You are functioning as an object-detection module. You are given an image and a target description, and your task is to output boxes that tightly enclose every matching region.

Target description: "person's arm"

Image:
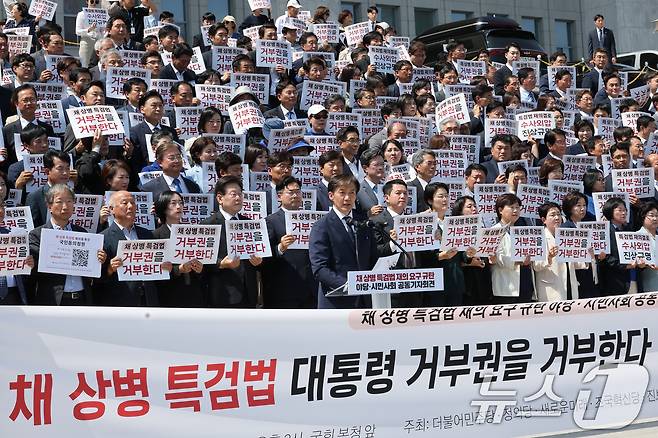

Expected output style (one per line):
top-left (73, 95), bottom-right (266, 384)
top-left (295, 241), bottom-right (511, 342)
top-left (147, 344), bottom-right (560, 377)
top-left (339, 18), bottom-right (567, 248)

top-left (308, 221), bottom-right (346, 291)
top-left (587, 31), bottom-right (594, 60)
top-left (609, 30), bottom-right (617, 62)
top-left (75, 11), bottom-right (97, 38)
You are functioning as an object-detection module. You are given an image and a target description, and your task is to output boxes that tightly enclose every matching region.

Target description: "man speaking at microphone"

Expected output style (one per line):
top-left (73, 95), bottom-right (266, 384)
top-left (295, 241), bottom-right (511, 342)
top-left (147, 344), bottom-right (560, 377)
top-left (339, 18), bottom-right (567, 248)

top-left (309, 174), bottom-right (394, 309)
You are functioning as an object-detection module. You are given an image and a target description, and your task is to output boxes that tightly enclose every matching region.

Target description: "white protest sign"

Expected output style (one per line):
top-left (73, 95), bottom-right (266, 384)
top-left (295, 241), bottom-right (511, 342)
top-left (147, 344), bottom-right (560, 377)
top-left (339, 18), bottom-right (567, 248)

top-left (200, 25), bottom-right (212, 46)
top-left (29, 0), bottom-right (57, 21)
top-left (563, 155), bottom-right (597, 182)
top-left (118, 50), bottom-right (146, 68)
top-left (248, 0), bottom-right (270, 11)
top-left (593, 192), bottom-right (630, 222)
top-left (435, 93), bottom-right (470, 126)
top-left (444, 84), bottom-right (475, 110)
top-left (210, 46), bottom-right (246, 73)
top-left (35, 100), bottom-right (65, 134)
top-left (240, 191), bottom-right (267, 220)
top-left (300, 80), bottom-right (344, 111)
top-left (393, 212), bottom-right (438, 252)
top-left (300, 188), bottom-right (317, 211)
top-left (116, 239), bottom-right (170, 281)
top-left (612, 168), bottom-right (655, 198)
top-left (433, 150), bottom-right (467, 182)
top-left (167, 224), bottom-right (221, 264)
top-left (474, 184), bottom-right (509, 219)
top-left (226, 219), bottom-right (272, 259)
top-left (255, 39), bottom-right (292, 69)
top-left (388, 36), bottom-right (410, 49)
top-left (26, 82), bottom-right (66, 101)
top-left (201, 134), bottom-right (246, 157)
top-left (292, 156), bottom-right (322, 188)
top-left (517, 184), bottom-right (551, 219)
top-left (344, 22), bottom-right (370, 46)
top-left (228, 101), bottom-right (264, 135)
top-left (439, 214), bottom-right (479, 251)
top-left (311, 23), bottom-right (339, 44)
top-left (596, 117), bottom-right (622, 142)
top-left (105, 67), bottom-right (151, 99)
top-left (230, 73), bottom-right (270, 103)
top-left (242, 25), bottom-right (261, 42)
top-left (1, 207), bottom-right (34, 231)
top-left (7, 35), bottom-right (31, 57)
top-left (249, 171), bottom-right (271, 192)
top-left (484, 118), bottom-right (516, 149)
top-left (0, 232), bottom-right (30, 276)
top-left (577, 221), bottom-right (611, 256)
top-left (347, 268), bottom-right (444, 295)
top-left (138, 171), bottom-right (162, 187)
top-left (621, 111), bottom-right (651, 134)
top-left (105, 191), bottom-right (155, 230)
top-left (326, 112), bottom-right (361, 136)
top-left (474, 226), bottom-right (506, 257)
top-left (630, 85), bottom-right (651, 108)
top-left (285, 210), bottom-right (328, 250)
top-left (66, 106), bottom-right (125, 139)
top-left (82, 7), bottom-right (108, 28)
top-left (5, 190), bottom-right (22, 208)
top-left (180, 194), bottom-right (214, 225)
top-left (515, 111), bottom-right (556, 141)
top-left (645, 132), bottom-right (658, 156)
top-left (496, 159), bottom-right (528, 177)
top-left (615, 232), bottom-right (657, 264)
top-left (69, 194), bottom-right (102, 233)
top-left (200, 162), bottom-right (218, 194)
top-left (22, 154), bottom-right (47, 193)
top-left (509, 226), bottom-right (545, 261)
top-left (194, 84), bottom-right (231, 113)
top-left (268, 126), bottom-right (306, 153)
top-left (548, 180), bottom-right (584, 205)
top-left (368, 46), bottom-right (400, 75)
top-left (37, 228), bottom-right (103, 277)
top-left (555, 228), bottom-right (591, 263)
top-left (174, 107), bottom-right (203, 140)
top-left (352, 108), bottom-right (383, 139)
top-left (512, 60), bottom-right (540, 81)
top-left (150, 79), bottom-right (177, 110)
top-left (456, 60), bottom-right (486, 84)
top-left (303, 136), bottom-right (338, 156)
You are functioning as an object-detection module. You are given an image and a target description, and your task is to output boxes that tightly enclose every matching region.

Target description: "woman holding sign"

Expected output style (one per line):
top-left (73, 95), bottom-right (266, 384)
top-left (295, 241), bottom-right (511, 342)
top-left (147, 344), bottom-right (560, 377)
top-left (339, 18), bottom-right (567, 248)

top-left (75, 0), bottom-right (102, 67)
top-left (637, 202), bottom-right (658, 292)
top-left (153, 191), bottom-right (204, 307)
top-left (598, 197), bottom-right (633, 296)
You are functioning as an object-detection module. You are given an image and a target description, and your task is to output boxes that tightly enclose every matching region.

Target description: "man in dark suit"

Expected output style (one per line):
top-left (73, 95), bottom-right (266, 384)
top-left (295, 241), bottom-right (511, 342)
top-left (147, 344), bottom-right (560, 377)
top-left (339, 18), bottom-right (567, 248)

top-left (538, 52), bottom-right (567, 95)
top-left (61, 67), bottom-right (90, 114)
top-left (141, 142), bottom-right (201, 198)
top-left (193, 12), bottom-right (217, 54)
top-left (0, 200), bottom-right (33, 305)
top-left (2, 84), bottom-right (55, 170)
top-left (587, 14), bottom-right (616, 63)
top-left (100, 191), bottom-right (162, 306)
top-left (8, 124), bottom-right (48, 189)
top-left (469, 84), bottom-right (494, 134)
top-left (409, 149), bottom-right (437, 213)
top-left (26, 150), bottom-right (73, 228)
top-left (263, 80), bottom-right (306, 120)
top-left (316, 150), bottom-right (343, 211)
top-left (262, 176), bottom-right (317, 308)
top-left (33, 32), bottom-right (70, 79)
top-left (108, 0), bottom-right (156, 43)
top-left (356, 148), bottom-right (385, 217)
top-left (201, 176), bottom-right (261, 308)
top-left (493, 43), bottom-right (520, 96)
top-left (593, 73), bottom-right (622, 108)
top-left (337, 126), bottom-right (361, 179)
top-left (482, 134), bottom-right (514, 184)
top-left (265, 151), bottom-right (293, 214)
top-left (116, 77), bottom-right (147, 115)
top-left (387, 60), bottom-right (413, 97)
top-left (309, 174), bottom-right (392, 309)
top-left (581, 50), bottom-right (610, 96)
top-left (28, 184), bottom-right (107, 305)
top-left (129, 90), bottom-right (180, 175)
top-left (159, 44), bottom-right (198, 83)
top-left (517, 67), bottom-right (538, 107)
top-left (201, 22), bottom-right (229, 69)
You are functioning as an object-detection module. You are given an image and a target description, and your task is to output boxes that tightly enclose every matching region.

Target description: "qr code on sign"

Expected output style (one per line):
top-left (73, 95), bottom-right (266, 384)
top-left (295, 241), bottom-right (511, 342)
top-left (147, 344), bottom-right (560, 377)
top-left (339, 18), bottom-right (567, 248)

top-left (72, 249), bottom-right (89, 267)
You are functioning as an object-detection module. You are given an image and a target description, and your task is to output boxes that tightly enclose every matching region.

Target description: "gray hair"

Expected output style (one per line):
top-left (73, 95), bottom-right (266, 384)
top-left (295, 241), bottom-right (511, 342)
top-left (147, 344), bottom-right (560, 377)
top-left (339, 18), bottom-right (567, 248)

top-left (94, 37), bottom-right (113, 52)
top-left (439, 118), bottom-right (459, 130)
top-left (411, 148), bottom-right (435, 168)
top-left (100, 48), bottom-right (122, 66)
top-left (45, 184), bottom-right (75, 205)
top-left (386, 121), bottom-right (407, 137)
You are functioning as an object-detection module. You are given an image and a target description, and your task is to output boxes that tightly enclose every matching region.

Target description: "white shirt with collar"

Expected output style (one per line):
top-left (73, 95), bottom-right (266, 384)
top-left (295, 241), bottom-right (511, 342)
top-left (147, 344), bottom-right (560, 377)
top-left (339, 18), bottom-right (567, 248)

top-left (50, 219), bottom-right (85, 292)
top-left (162, 173), bottom-right (189, 193)
top-left (344, 157), bottom-right (360, 179)
top-left (417, 175), bottom-right (430, 190)
top-left (115, 221), bottom-right (138, 241)
top-left (219, 206), bottom-right (239, 222)
top-left (332, 206), bottom-right (354, 235)
top-left (19, 116), bottom-right (37, 129)
top-left (281, 105), bottom-right (296, 120)
top-left (547, 152), bottom-right (563, 161)
top-left (144, 120), bottom-right (162, 132)
top-left (520, 87), bottom-right (536, 105)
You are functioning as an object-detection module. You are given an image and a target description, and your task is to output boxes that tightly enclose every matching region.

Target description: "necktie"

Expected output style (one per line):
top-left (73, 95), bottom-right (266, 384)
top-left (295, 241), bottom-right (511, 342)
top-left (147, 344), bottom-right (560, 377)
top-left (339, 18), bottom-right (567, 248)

top-left (286, 112), bottom-right (294, 120)
top-left (0, 275), bottom-right (7, 300)
top-left (172, 178), bottom-right (182, 193)
top-left (343, 216), bottom-right (356, 247)
top-left (598, 29), bottom-right (603, 45)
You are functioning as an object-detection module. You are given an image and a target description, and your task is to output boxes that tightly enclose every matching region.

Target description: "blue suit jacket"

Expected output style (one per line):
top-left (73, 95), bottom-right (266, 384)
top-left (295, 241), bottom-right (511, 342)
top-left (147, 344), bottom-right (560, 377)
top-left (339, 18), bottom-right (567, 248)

top-left (309, 209), bottom-right (383, 309)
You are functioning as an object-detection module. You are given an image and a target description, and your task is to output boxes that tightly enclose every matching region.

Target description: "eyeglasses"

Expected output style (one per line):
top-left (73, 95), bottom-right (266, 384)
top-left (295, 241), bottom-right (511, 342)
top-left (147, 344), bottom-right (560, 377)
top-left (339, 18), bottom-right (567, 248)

top-left (274, 164), bottom-right (292, 171)
top-left (344, 138), bottom-right (360, 144)
top-left (312, 114), bottom-right (328, 119)
top-left (165, 154), bottom-right (183, 161)
top-left (17, 63), bottom-right (34, 69)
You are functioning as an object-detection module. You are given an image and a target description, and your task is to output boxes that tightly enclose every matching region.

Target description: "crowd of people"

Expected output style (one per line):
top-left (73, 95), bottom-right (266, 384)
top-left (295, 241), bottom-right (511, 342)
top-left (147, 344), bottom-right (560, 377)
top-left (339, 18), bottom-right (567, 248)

top-left (0, 0), bottom-right (657, 309)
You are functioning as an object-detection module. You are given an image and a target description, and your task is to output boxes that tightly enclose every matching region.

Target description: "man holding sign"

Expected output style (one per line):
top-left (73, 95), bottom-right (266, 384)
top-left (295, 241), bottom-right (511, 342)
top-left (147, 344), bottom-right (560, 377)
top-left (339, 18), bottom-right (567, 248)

top-left (262, 176), bottom-right (317, 308)
top-left (28, 185), bottom-right (106, 305)
top-left (100, 191), bottom-right (165, 306)
top-left (201, 176), bottom-right (262, 308)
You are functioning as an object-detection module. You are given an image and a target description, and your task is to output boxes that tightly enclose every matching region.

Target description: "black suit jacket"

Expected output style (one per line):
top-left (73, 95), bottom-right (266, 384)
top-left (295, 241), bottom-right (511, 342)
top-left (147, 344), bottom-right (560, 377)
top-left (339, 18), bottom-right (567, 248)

top-left (129, 121), bottom-right (180, 177)
top-left (28, 222), bottom-right (94, 305)
top-left (262, 209), bottom-right (317, 308)
top-left (152, 224), bottom-right (205, 307)
top-left (482, 159), bottom-right (501, 183)
top-left (316, 181), bottom-right (330, 211)
top-left (309, 209), bottom-right (385, 309)
top-left (493, 65), bottom-right (513, 96)
top-left (407, 178), bottom-right (427, 213)
top-left (140, 175), bottom-right (201, 200)
top-left (159, 64), bottom-right (198, 83)
top-left (581, 68), bottom-right (605, 96)
top-left (588, 28), bottom-right (616, 59)
top-left (356, 179), bottom-right (379, 216)
top-left (386, 83), bottom-right (401, 97)
top-left (200, 212), bottom-right (259, 308)
top-left (597, 221), bottom-right (629, 296)
top-left (262, 105), bottom-right (306, 120)
top-left (99, 222), bottom-right (159, 306)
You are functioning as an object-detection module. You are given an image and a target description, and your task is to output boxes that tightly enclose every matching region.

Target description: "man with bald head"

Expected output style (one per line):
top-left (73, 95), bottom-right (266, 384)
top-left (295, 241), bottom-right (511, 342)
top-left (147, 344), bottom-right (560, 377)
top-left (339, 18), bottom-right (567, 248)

top-left (98, 191), bottom-right (164, 306)
top-left (387, 121), bottom-right (407, 141)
